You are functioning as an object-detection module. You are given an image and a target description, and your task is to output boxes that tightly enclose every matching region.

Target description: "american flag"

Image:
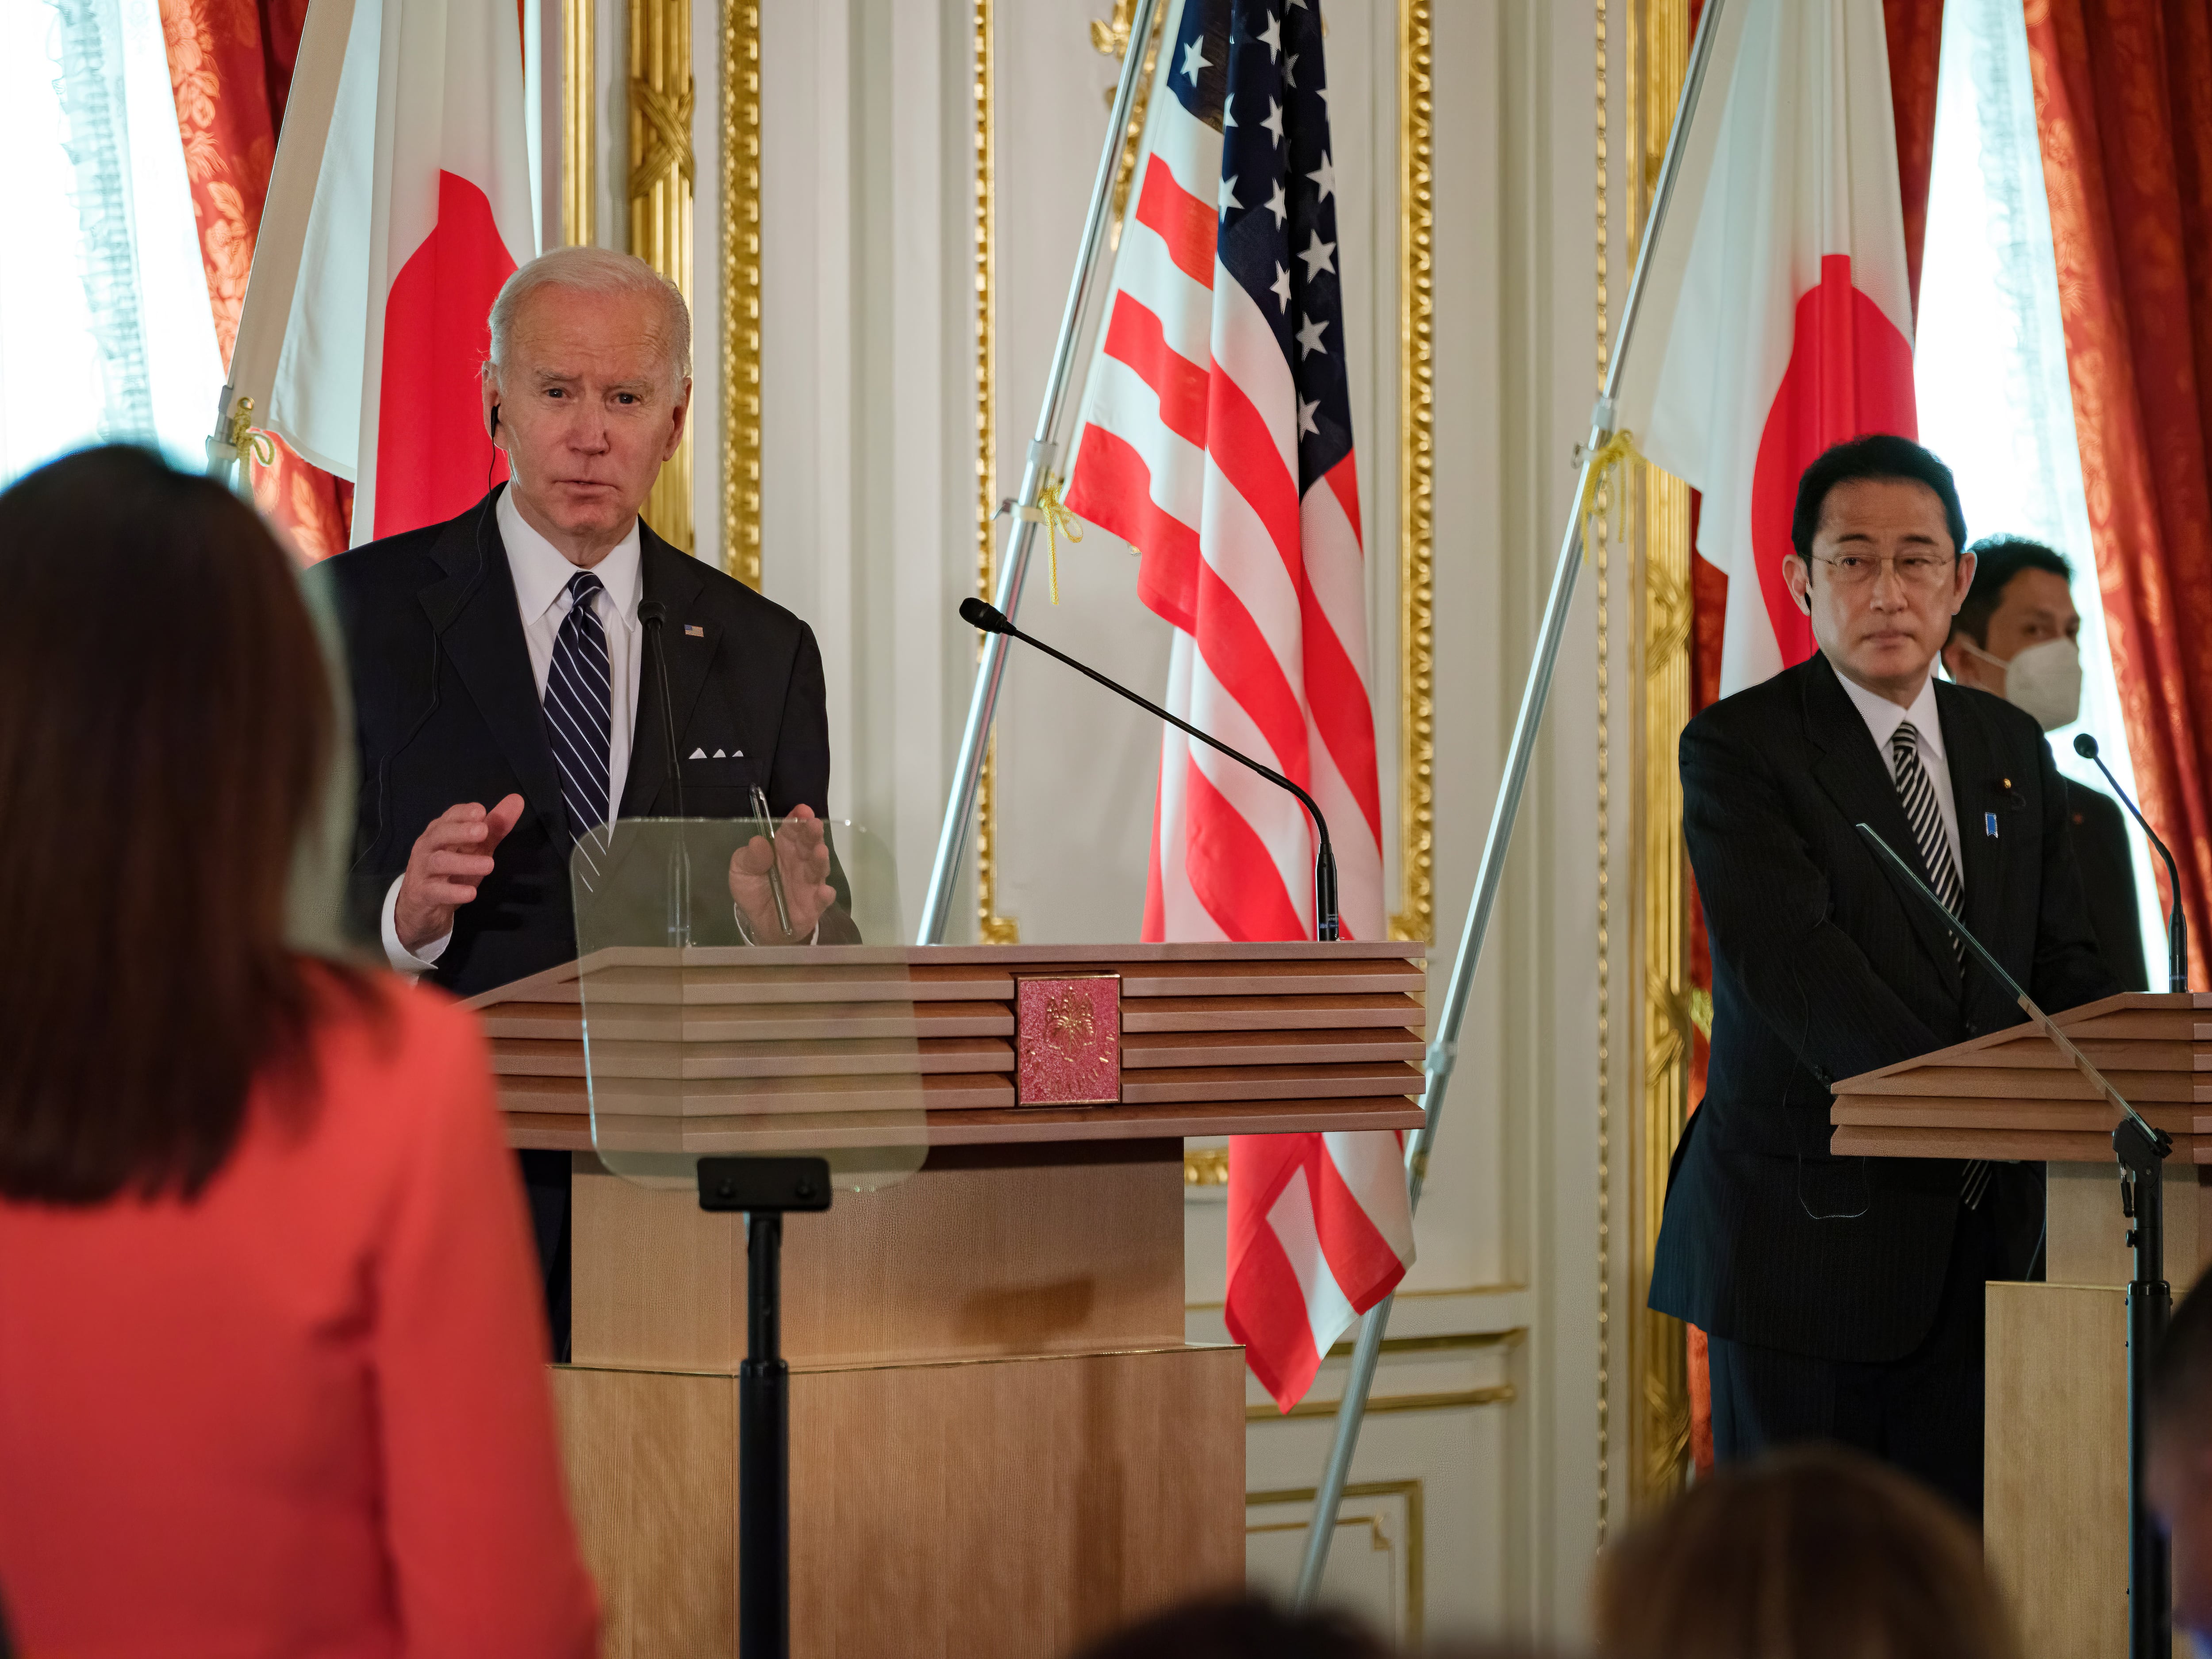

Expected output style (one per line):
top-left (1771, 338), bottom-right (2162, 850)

top-left (1064, 0), bottom-right (1413, 1410)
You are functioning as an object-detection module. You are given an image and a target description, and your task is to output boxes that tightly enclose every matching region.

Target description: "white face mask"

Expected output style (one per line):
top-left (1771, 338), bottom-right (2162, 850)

top-left (1960, 634), bottom-right (2082, 732)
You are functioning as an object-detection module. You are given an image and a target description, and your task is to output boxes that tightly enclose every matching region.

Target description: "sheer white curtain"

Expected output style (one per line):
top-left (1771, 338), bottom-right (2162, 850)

top-left (0, 0), bottom-right (223, 484)
top-left (1915, 0), bottom-right (2166, 974)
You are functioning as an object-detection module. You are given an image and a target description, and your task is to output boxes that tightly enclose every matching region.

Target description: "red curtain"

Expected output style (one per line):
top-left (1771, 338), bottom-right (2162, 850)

top-left (1679, 0), bottom-right (1946, 1478)
top-left (2025, 0), bottom-right (2212, 987)
top-left (160, 0), bottom-right (354, 564)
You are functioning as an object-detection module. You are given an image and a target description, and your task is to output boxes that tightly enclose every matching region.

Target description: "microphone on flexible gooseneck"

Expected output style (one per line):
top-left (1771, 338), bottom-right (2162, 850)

top-left (638, 600), bottom-right (691, 943)
top-left (2074, 733), bottom-right (2187, 992)
top-left (960, 597), bottom-right (1341, 941)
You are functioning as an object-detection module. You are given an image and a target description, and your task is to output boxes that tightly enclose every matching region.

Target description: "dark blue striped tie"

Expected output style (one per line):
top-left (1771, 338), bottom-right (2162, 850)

top-left (543, 569), bottom-right (611, 877)
top-left (1893, 720), bottom-right (1988, 1206)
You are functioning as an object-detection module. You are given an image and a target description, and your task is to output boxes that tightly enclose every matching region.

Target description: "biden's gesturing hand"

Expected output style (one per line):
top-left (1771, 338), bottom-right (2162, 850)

top-left (729, 802), bottom-right (835, 945)
top-left (394, 795), bottom-right (525, 955)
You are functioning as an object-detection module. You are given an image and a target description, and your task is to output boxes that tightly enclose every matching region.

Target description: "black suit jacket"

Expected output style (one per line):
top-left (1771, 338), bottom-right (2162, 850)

top-left (1650, 652), bottom-right (2117, 1362)
top-left (2066, 778), bottom-right (2150, 993)
top-left (311, 489), bottom-right (833, 998)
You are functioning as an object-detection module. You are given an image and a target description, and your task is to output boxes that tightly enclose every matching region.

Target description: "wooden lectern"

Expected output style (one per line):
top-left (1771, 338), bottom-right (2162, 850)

top-left (1832, 991), bottom-right (2212, 1659)
top-left (468, 941), bottom-right (1427, 1659)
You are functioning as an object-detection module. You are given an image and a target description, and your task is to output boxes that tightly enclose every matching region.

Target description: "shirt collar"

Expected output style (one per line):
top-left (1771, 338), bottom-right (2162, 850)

top-left (1833, 661), bottom-right (1947, 763)
top-left (496, 485), bottom-right (643, 629)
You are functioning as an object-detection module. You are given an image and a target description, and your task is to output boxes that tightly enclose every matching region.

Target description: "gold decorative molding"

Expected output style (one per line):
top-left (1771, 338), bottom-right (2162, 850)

top-left (721, 0), bottom-right (762, 588)
top-left (1624, 0), bottom-right (1694, 1514)
top-left (629, 0), bottom-right (694, 552)
top-left (1593, 0), bottom-right (1614, 1551)
top-left (1390, 0), bottom-right (1436, 944)
top-left (1183, 1145), bottom-right (1229, 1185)
top-left (1247, 1480), bottom-right (1426, 1644)
top-left (1090, 0), bottom-right (1169, 244)
top-left (561, 0), bottom-right (593, 246)
top-left (974, 0), bottom-right (1017, 945)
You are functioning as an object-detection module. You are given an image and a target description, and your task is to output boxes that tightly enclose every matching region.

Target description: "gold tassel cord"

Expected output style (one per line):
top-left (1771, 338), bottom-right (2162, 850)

top-left (1009, 473), bottom-right (1085, 605)
top-left (1578, 427), bottom-right (1639, 563)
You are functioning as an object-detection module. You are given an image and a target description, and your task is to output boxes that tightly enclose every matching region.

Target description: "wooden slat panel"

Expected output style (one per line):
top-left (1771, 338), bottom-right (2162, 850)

top-left (1122, 993), bottom-right (1423, 1033)
top-left (1120, 1061), bottom-right (1424, 1104)
top-left (490, 1034), bottom-right (1011, 1080)
top-left (924, 1095), bottom-right (1424, 1143)
top-left (1120, 1028), bottom-right (1426, 1068)
top-left (581, 963), bottom-right (1009, 1004)
top-left (1900, 1039), bottom-right (2212, 1073)
top-left (1832, 1097), bottom-right (2210, 1136)
top-left (1830, 1124), bottom-right (2212, 1163)
top-left (1113, 959), bottom-right (1425, 998)
top-left (482, 999), bottom-right (1013, 1045)
top-left (1837, 1068), bottom-right (2211, 1103)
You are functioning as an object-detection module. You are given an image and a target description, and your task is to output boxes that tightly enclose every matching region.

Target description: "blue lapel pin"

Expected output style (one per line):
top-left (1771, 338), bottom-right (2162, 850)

top-left (1984, 810), bottom-right (1999, 838)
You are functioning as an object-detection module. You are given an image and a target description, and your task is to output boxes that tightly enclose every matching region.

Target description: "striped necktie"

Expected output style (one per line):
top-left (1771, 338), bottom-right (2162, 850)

top-left (543, 569), bottom-right (612, 879)
top-left (1891, 719), bottom-right (1989, 1206)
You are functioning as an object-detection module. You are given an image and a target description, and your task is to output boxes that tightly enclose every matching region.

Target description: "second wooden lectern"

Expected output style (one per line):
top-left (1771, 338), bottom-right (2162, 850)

top-left (1832, 991), bottom-right (2212, 1659)
top-left (469, 940), bottom-right (1428, 1659)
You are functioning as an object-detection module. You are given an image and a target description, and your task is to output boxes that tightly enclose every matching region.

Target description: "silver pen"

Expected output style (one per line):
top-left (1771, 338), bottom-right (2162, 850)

top-left (749, 783), bottom-right (792, 937)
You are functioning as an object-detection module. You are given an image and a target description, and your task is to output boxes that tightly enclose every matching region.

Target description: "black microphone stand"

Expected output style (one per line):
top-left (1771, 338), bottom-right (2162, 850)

top-left (960, 598), bottom-right (1340, 941)
top-left (2075, 733), bottom-right (2188, 993)
top-left (1857, 823), bottom-right (2171, 1659)
top-left (645, 603), bottom-right (820, 1658)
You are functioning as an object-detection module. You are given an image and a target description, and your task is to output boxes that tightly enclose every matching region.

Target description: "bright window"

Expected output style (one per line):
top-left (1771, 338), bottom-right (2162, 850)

top-left (1916, 0), bottom-right (2168, 979)
top-left (0, 0), bottom-right (224, 484)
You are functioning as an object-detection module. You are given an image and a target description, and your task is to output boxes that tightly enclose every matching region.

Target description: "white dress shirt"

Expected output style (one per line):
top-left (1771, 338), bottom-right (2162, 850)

top-left (1834, 667), bottom-right (1962, 877)
top-left (381, 491), bottom-right (644, 972)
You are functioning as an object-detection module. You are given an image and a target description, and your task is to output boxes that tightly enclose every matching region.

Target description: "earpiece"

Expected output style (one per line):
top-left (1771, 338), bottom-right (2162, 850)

top-left (488, 404), bottom-right (501, 438)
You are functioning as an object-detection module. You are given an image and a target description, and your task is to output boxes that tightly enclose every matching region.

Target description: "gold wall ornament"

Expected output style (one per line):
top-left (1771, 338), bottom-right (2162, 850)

top-left (629, 0), bottom-right (694, 553)
top-left (1246, 1481), bottom-right (1427, 1644)
top-left (1089, 0), bottom-right (1169, 245)
top-left (562, 0), bottom-right (593, 246)
top-left (1623, 0), bottom-right (1694, 1514)
top-left (974, 0), bottom-right (1017, 944)
top-left (1390, 0), bottom-right (1436, 945)
top-left (722, 0), bottom-right (762, 588)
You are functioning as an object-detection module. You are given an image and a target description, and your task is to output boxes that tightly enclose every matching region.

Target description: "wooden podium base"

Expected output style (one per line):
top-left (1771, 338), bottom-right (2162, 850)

top-left (552, 1141), bottom-right (1246, 1658)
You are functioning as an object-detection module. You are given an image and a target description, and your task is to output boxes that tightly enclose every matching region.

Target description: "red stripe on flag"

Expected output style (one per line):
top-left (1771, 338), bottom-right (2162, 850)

top-left (1134, 154), bottom-right (1219, 290)
top-left (1225, 1136), bottom-right (1324, 1410)
top-left (1299, 597), bottom-right (1383, 845)
top-left (1194, 558), bottom-right (1311, 787)
top-left (1312, 1149), bottom-right (1411, 1309)
top-left (1102, 294), bottom-right (1210, 450)
top-left (1064, 426), bottom-right (1202, 635)
top-left (1323, 453), bottom-right (1363, 549)
top-left (1184, 756), bottom-right (1307, 941)
top-left (1204, 364), bottom-right (1304, 590)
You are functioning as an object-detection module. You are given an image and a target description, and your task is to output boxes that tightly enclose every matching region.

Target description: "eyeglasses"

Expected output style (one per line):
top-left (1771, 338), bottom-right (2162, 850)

top-left (1809, 552), bottom-right (1958, 591)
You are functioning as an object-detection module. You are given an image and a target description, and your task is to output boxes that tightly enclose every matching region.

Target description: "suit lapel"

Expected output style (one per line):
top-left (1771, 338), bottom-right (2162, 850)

top-left (1801, 654), bottom-right (1962, 986)
top-left (619, 528), bottom-right (716, 817)
top-left (1939, 681), bottom-right (2009, 963)
top-left (419, 492), bottom-right (567, 841)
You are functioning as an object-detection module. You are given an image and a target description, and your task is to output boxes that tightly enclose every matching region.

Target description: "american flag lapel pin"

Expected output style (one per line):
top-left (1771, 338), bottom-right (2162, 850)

top-left (684, 623), bottom-right (705, 638)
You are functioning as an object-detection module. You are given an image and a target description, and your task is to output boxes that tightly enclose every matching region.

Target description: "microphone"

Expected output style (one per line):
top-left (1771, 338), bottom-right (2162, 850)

top-left (2074, 733), bottom-right (2187, 993)
top-left (960, 597), bottom-right (1340, 941)
top-left (638, 599), bottom-right (691, 943)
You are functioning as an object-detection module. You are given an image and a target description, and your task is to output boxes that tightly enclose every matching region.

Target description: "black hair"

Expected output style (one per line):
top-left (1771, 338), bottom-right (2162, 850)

top-left (1949, 535), bottom-right (2073, 647)
top-left (1790, 434), bottom-right (1969, 565)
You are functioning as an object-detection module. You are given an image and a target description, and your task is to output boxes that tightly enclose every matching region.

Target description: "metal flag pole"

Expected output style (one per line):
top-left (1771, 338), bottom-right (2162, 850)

top-left (915, 0), bottom-right (1166, 944)
top-left (1290, 0), bottom-right (1727, 1605)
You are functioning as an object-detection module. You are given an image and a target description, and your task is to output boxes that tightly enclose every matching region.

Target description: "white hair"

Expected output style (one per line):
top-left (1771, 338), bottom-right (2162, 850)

top-left (485, 246), bottom-right (692, 388)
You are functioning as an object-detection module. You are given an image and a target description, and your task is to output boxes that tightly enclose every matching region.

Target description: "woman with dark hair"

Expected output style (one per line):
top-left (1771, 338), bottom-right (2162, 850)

top-left (1592, 1448), bottom-right (2018, 1659)
top-left (0, 449), bottom-right (596, 1656)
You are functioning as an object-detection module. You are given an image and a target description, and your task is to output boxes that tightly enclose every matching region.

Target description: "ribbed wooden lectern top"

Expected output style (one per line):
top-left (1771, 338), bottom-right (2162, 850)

top-left (462, 941), bottom-right (1428, 1659)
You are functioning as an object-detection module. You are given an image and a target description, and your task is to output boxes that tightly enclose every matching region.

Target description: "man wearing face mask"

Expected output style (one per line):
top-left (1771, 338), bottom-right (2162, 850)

top-left (1941, 536), bottom-right (2148, 991)
top-left (1651, 435), bottom-right (2118, 1520)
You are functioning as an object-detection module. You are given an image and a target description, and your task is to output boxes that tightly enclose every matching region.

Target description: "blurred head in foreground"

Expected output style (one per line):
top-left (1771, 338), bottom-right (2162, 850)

top-left (0, 445), bottom-right (349, 1202)
top-left (1068, 1597), bottom-right (1391, 1659)
top-left (1592, 1447), bottom-right (2019, 1659)
top-left (2151, 1276), bottom-right (2212, 1641)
